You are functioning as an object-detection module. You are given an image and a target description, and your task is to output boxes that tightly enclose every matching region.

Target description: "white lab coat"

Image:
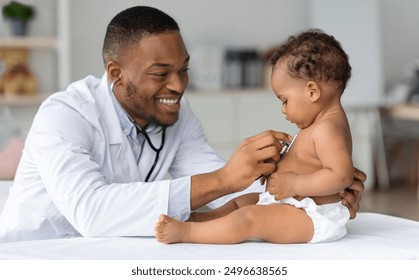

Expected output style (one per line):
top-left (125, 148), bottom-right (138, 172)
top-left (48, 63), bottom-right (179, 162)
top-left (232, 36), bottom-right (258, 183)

top-left (0, 73), bottom-right (260, 242)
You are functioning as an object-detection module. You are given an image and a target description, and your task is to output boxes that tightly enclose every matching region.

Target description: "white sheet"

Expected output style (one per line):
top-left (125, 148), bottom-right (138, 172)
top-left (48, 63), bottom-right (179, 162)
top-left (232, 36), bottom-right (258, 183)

top-left (0, 212), bottom-right (418, 260)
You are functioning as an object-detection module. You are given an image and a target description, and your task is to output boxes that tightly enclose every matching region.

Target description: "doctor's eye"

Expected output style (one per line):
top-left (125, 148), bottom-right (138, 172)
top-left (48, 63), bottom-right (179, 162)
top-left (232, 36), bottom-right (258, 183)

top-left (152, 72), bottom-right (168, 78)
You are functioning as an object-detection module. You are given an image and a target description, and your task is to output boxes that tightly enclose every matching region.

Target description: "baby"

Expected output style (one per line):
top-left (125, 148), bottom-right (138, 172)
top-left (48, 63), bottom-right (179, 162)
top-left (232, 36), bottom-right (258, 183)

top-left (155, 29), bottom-right (355, 244)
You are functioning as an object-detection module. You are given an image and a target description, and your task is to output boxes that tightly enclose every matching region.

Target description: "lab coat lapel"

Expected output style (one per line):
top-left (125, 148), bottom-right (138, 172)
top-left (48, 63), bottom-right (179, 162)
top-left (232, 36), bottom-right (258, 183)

top-left (112, 137), bottom-right (140, 182)
top-left (92, 74), bottom-right (141, 182)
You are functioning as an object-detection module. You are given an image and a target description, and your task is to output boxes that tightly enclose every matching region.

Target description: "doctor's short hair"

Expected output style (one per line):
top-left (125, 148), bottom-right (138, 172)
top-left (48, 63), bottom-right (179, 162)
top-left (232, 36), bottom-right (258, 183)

top-left (102, 6), bottom-right (180, 65)
top-left (270, 28), bottom-right (351, 93)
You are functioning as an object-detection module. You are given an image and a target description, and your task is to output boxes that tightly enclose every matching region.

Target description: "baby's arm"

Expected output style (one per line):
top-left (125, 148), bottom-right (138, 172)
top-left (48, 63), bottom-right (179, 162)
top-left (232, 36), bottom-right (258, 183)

top-left (269, 121), bottom-right (353, 199)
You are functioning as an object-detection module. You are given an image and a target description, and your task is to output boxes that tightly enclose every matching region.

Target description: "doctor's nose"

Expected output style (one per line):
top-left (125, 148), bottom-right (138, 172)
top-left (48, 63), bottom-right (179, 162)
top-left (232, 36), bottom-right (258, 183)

top-left (166, 73), bottom-right (188, 93)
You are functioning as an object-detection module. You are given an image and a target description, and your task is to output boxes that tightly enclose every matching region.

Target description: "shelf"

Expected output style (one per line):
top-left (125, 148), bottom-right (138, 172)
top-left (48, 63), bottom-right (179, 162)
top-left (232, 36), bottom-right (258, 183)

top-left (0, 37), bottom-right (57, 49)
top-left (0, 93), bottom-right (50, 107)
top-left (385, 104), bottom-right (419, 121)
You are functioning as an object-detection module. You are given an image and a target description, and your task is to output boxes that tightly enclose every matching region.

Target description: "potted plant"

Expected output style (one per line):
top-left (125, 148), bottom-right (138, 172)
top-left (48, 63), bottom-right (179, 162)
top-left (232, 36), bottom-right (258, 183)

top-left (2, 1), bottom-right (35, 36)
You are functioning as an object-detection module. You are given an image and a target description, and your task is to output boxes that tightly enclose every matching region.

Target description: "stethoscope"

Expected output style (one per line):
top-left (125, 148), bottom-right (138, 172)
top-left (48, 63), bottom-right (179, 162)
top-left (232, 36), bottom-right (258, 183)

top-left (110, 76), bottom-right (166, 182)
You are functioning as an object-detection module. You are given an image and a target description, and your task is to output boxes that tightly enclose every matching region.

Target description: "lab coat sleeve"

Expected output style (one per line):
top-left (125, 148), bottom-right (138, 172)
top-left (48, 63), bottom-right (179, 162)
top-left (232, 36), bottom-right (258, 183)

top-left (29, 100), bottom-right (170, 237)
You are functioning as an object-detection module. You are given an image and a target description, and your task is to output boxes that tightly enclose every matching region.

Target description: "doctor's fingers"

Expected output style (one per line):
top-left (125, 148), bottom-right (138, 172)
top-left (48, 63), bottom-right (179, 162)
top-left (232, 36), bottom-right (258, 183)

top-left (344, 169), bottom-right (365, 198)
top-left (353, 167), bottom-right (367, 183)
top-left (242, 130), bottom-right (291, 150)
top-left (344, 180), bottom-right (363, 203)
top-left (269, 130), bottom-right (293, 143)
top-left (340, 184), bottom-right (362, 219)
top-left (341, 195), bottom-right (359, 219)
top-left (256, 145), bottom-right (281, 163)
top-left (256, 161), bottom-right (278, 179)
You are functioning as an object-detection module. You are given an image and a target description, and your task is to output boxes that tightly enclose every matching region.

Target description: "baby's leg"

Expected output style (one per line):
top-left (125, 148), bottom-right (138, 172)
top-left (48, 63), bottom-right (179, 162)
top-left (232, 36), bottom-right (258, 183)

top-left (250, 204), bottom-right (314, 244)
top-left (155, 203), bottom-right (313, 244)
top-left (190, 192), bottom-right (259, 222)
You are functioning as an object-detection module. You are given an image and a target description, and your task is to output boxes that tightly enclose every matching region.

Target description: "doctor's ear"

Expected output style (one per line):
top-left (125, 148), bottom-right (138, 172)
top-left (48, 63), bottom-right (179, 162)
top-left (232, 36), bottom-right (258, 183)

top-left (106, 61), bottom-right (122, 82)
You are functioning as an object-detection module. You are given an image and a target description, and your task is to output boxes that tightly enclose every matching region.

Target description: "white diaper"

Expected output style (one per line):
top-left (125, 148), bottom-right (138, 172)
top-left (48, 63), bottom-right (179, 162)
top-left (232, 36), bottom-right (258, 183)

top-left (257, 192), bottom-right (350, 243)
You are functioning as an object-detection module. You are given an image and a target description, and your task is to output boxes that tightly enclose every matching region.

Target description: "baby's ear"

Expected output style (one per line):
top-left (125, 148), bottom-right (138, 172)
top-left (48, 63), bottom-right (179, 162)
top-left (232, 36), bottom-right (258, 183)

top-left (306, 81), bottom-right (321, 102)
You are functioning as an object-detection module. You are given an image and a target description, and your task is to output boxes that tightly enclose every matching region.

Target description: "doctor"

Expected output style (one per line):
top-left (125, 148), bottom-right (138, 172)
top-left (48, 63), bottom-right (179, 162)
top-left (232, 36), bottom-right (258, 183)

top-left (0, 6), bottom-right (365, 242)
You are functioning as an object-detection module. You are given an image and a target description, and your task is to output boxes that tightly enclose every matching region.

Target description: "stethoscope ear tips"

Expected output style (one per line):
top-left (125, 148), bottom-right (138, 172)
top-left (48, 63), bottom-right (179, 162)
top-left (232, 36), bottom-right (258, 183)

top-left (110, 76), bottom-right (121, 92)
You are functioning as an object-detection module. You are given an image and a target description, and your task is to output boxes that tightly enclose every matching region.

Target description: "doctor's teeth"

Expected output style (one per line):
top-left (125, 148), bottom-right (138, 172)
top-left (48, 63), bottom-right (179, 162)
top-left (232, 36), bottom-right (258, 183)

top-left (159, 99), bottom-right (178, 105)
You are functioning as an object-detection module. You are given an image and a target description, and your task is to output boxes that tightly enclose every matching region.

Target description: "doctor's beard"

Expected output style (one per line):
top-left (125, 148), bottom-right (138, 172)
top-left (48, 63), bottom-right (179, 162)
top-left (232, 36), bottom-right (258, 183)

top-left (125, 81), bottom-right (180, 129)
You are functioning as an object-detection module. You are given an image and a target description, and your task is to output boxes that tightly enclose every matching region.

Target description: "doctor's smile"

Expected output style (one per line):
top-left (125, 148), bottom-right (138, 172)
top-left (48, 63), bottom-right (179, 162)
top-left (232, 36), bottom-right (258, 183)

top-left (158, 98), bottom-right (180, 106)
top-left (156, 96), bottom-right (182, 112)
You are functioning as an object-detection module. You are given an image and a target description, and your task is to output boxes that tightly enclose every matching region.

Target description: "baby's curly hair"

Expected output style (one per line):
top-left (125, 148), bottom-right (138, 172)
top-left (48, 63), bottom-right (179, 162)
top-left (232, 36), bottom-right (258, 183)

top-left (270, 29), bottom-right (351, 93)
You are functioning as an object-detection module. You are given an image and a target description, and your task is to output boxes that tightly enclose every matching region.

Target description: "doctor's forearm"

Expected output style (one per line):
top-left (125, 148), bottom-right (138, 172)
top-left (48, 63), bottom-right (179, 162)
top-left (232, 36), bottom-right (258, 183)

top-left (190, 170), bottom-right (233, 210)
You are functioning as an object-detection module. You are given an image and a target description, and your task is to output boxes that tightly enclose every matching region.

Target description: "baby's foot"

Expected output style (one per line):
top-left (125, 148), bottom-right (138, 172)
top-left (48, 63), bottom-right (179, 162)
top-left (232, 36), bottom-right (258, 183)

top-left (155, 214), bottom-right (189, 244)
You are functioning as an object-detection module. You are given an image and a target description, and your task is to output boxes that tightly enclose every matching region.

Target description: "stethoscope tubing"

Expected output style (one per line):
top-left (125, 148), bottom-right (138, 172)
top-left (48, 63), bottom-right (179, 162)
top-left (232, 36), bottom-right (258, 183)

top-left (110, 76), bottom-right (166, 182)
top-left (137, 125), bottom-right (166, 182)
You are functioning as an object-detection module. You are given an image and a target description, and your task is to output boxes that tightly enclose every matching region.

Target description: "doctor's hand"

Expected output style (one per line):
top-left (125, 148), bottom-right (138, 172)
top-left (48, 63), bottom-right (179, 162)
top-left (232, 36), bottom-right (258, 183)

top-left (340, 167), bottom-right (366, 219)
top-left (221, 130), bottom-right (292, 193)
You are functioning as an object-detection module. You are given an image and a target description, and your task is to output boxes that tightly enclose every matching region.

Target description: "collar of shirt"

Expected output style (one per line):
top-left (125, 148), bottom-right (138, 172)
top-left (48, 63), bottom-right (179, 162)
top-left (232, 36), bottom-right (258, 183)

top-left (107, 83), bottom-right (163, 136)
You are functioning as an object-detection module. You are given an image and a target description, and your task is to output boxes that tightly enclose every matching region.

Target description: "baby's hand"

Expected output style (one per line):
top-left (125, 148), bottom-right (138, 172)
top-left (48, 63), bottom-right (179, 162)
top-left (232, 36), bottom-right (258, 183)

top-left (266, 171), bottom-right (297, 200)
